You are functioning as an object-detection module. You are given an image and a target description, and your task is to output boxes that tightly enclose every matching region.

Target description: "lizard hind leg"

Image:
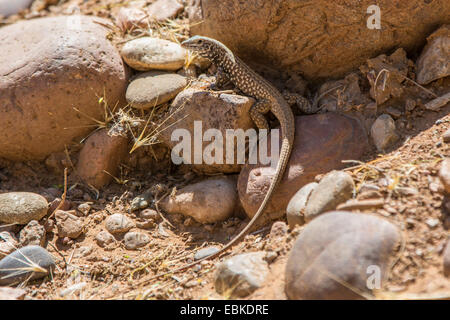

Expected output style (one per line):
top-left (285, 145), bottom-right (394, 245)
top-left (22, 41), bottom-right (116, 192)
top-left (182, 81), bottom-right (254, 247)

top-left (249, 100), bottom-right (271, 130)
top-left (283, 91), bottom-right (316, 115)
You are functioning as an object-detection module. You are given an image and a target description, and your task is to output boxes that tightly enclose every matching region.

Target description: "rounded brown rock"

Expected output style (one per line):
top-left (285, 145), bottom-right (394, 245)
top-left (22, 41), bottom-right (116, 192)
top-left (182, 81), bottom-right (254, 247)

top-left (237, 114), bottom-right (368, 221)
top-left (0, 16), bottom-right (129, 161)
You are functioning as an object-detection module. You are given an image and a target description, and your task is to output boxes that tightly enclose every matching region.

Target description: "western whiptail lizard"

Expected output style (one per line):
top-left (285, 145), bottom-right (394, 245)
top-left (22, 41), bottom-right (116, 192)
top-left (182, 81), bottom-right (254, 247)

top-left (147, 36), bottom-right (297, 281)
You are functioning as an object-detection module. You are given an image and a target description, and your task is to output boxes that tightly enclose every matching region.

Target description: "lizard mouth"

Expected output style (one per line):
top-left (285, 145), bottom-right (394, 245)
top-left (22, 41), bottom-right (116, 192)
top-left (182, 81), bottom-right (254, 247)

top-left (180, 41), bottom-right (199, 51)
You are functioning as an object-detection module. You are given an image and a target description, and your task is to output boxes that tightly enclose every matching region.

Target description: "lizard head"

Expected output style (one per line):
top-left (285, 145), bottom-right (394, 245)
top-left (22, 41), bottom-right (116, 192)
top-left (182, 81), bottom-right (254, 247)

top-left (181, 35), bottom-right (235, 63)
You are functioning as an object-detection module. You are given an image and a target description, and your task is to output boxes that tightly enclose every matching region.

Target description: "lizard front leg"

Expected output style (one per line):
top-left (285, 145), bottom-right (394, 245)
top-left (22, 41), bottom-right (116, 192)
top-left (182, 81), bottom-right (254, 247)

top-left (211, 66), bottom-right (230, 90)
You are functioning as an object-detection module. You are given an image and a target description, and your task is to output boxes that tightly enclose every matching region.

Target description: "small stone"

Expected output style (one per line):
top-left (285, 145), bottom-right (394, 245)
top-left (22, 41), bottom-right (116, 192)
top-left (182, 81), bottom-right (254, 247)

top-left (0, 231), bottom-right (18, 259)
top-left (76, 128), bottom-right (129, 190)
top-left (95, 231), bottom-right (115, 247)
top-left (160, 178), bottom-right (238, 224)
top-left (19, 220), bottom-right (46, 247)
top-left (416, 25), bottom-right (450, 85)
top-left (285, 211), bottom-right (401, 299)
top-left (59, 282), bottom-right (87, 297)
top-left (215, 252), bottom-right (269, 298)
top-left (386, 107), bottom-right (402, 119)
top-left (126, 71), bottom-right (187, 109)
top-left (77, 203), bottom-right (91, 216)
top-left (140, 209), bottom-right (160, 221)
top-left (443, 129), bottom-right (450, 143)
top-left (304, 171), bottom-right (354, 222)
top-left (371, 114), bottom-right (399, 151)
top-left (43, 219), bottom-right (55, 233)
top-left (147, 0), bottom-right (184, 21)
top-left (429, 181), bottom-right (443, 193)
top-left (439, 158), bottom-right (450, 194)
top-left (425, 218), bottom-right (439, 229)
top-left (115, 7), bottom-right (148, 31)
top-left (0, 245), bottom-right (55, 286)
top-left (54, 210), bottom-right (84, 239)
top-left (121, 37), bottom-right (186, 71)
top-left (444, 239), bottom-right (450, 277)
top-left (44, 152), bottom-right (67, 175)
top-left (124, 231), bottom-right (150, 250)
top-left (136, 219), bottom-right (155, 229)
top-left (0, 192), bottom-right (48, 225)
top-left (405, 99), bottom-right (417, 112)
top-left (270, 221), bottom-right (288, 238)
top-left (194, 246), bottom-right (220, 260)
top-left (286, 182), bottom-right (317, 228)
top-left (183, 279), bottom-right (199, 288)
top-left (336, 198), bottom-right (384, 211)
top-left (364, 102), bottom-right (377, 117)
top-left (264, 251), bottom-right (278, 263)
top-left (0, 0), bottom-right (33, 17)
top-left (130, 191), bottom-right (152, 212)
top-left (395, 187), bottom-right (418, 196)
top-left (48, 198), bottom-right (71, 215)
top-left (105, 214), bottom-right (135, 234)
top-left (74, 246), bottom-right (92, 258)
top-left (0, 287), bottom-right (27, 300)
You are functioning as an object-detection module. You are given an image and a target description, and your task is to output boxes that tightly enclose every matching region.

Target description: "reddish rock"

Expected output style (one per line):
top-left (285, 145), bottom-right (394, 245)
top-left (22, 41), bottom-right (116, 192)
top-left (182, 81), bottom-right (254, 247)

top-left (416, 25), bottom-right (450, 85)
top-left (76, 128), bottom-right (128, 189)
top-left (0, 16), bottom-right (129, 161)
top-left (158, 88), bottom-right (255, 174)
top-left (187, 0), bottom-right (449, 82)
top-left (238, 114), bottom-right (368, 222)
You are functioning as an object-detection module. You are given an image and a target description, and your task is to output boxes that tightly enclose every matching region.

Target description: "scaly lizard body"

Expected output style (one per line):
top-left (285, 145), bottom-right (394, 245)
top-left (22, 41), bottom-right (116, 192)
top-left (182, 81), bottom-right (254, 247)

top-left (148, 36), bottom-right (295, 280)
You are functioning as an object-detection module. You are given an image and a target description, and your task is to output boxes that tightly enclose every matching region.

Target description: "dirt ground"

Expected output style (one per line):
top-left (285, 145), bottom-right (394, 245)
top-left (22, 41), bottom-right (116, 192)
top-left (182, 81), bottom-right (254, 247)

top-left (0, 0), bottom-right (449, 300)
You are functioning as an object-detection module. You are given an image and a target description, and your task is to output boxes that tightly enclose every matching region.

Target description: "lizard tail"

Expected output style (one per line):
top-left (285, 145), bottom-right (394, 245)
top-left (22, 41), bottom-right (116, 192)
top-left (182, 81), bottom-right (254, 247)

top-left (143, 136), bottom-right (292, 282)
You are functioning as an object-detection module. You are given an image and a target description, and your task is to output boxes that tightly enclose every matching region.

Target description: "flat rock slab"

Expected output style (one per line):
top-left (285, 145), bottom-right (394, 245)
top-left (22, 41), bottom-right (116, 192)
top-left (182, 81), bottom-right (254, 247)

top-left (0, 16), bottom-right (129, 161)
top-left (238, 114), bottom-right (368, 222)
top-left (126, 71), bottom-right (187, 109)
top-left (0, 192), bottom-right (48, 225)
top-left (285, 211), bottom-right (401, 300)
top-left (188, 0), bottom-right (450, 83)
top-left (0, 245), bottom-right (55, 286)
